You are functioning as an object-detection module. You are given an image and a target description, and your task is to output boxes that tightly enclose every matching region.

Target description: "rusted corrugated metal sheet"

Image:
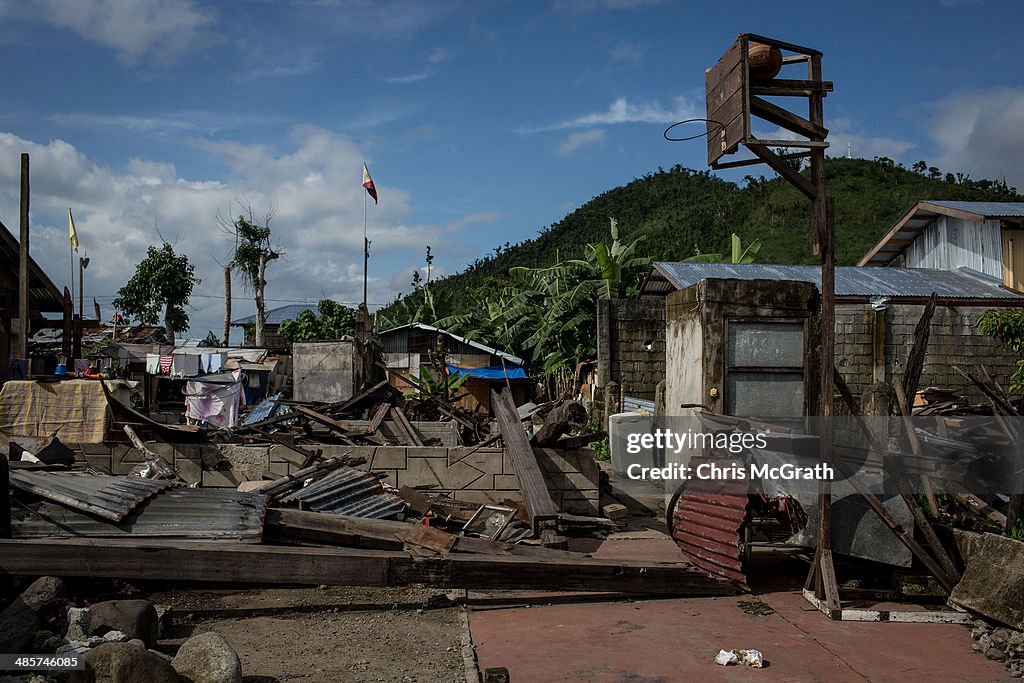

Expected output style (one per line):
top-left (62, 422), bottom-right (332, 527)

top-left (670, 464), bottom-right (750, 587)
top-left (9, 471), bottom-right (178, 522)
top-left (12, 487), bottom-right (266, 543)
top-left (279, 467), bottom-right (405, 519)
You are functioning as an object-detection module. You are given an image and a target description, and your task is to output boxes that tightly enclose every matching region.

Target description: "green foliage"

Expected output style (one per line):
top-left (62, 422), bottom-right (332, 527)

top-left (978, 308), bottom-right (1024, 393)
top-left (682, 233), bottom-right (763, 263)
top-left (113, 243), bottom-right (197, 334)
top-left (278, 300), bottom-right (356, 343)
top-left (384, 158), bottom-right (1021, 314)
top-left (229, 214), bottom-right (278, 291)
top-left (409, 365), bottom-right (471, 401)
top-left (1009, 520), bottom-right (1024, 541)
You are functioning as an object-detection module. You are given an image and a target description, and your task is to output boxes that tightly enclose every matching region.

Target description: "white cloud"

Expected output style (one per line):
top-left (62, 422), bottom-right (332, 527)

top-left (0, 129), bottom-right (489, 335)
top-left (385, 69), bottom-right (434, 84)
top-left (609, 41), bottom-right (646, 68)
top-left (519, 96), bottom-right (697, 134)
top-left (926, 87), bottom-right (1024, 190)
top-left (555, 128), bottom-right (606, 156)
top-left (30, 0), bottom-right (218, 65)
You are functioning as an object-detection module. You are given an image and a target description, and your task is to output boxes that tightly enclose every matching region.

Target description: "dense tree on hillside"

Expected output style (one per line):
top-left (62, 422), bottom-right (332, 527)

top-left (383, 158), bottom-right (1021, 321)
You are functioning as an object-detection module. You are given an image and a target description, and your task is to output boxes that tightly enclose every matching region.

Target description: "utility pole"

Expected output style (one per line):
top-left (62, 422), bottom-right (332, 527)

top-left (17, 153), bottom-right (29, 361)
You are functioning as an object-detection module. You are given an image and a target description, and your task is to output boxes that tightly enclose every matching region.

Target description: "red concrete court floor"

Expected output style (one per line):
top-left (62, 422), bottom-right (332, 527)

top-left (467, 535), bottom-right (1011, 682)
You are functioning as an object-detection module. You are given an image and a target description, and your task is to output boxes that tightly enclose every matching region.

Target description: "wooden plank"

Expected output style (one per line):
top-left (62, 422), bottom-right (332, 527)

top-left (750, 78), bottom-right (833, 94)
top-left (901, 292), bottom-right (938, 400)
top-left (366, 402), bottom-right (391, 434)
top-left (0, 538), bottom-right (739, 596)
top-left (266, 508), bottom-right (575, 559)
top-left (819, 549), bottom-right (842, 617)
top-left (750, 95), bottom-right (828, 139)
top-left (746, 144), bottom-right (817, 200)
top-left (389, 406), bottom-right (425, 447)
top-left (744, 33), bottom-right (821, 56)
top-left (491, 387), bottom-right (559, 531)
top-left (0, 455), bottom-right (10, 539)
top-left (291, 405), bottom-right (356, 445)
top-left (712, 151), bottom-right (810, 171)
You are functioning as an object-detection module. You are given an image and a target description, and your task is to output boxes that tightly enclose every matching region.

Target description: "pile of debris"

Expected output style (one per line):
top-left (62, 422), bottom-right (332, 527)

top-left (972, 620), bottom-right (1024, 677)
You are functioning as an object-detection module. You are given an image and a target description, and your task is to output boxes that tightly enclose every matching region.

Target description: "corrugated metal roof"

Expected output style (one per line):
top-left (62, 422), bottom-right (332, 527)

top-left (280, 467), bottom-right (406, 519)
top-left (11, 487), bottom-right (266, 543)
top-left (644, 262), bottom-right (1024, 301)
top-left (380, 322), bottom-right (525, 365)
top-left (232, 303), bottom-right (317, 326)
top-left (9, 471), bottom-right (178, 522)
top-left (926, 201), bottom-right (1024, 218)
top-left (670, 465), bottom-right (750, 587)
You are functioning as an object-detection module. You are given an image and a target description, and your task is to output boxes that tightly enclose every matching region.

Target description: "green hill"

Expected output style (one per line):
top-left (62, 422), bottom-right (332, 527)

top-left (385, 157), bottom-right (1021, 316)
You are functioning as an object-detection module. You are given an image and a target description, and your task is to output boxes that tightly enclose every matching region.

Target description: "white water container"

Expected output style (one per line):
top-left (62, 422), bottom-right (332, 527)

top-left (609, 411), bottom-right (657, 476)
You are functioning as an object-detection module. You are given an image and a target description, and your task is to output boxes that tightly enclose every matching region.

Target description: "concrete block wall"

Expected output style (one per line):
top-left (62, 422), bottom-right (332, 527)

top-left (73, 442), bottom-right (600, 516)
top-left (835, 303), bottom-right (1016, 402)
top-left (597, 297), bottom-right (666, 402)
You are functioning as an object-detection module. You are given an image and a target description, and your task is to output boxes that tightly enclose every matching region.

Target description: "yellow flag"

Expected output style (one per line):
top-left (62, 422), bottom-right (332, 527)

top-left (68, 208), bottom-right (79, 252)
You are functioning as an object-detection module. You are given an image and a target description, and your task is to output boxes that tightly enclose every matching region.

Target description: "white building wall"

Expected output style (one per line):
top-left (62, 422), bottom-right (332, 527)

top-left (904, 216), bottom-right (1002, 277)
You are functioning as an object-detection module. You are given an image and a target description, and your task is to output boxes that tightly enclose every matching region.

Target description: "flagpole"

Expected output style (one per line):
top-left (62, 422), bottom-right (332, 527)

top-left (363, 179), bottom-right (368, 310)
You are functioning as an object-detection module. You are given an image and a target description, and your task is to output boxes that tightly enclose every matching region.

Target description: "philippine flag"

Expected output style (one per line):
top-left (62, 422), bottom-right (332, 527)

top-left (362, 163), bottom-right (378, 204)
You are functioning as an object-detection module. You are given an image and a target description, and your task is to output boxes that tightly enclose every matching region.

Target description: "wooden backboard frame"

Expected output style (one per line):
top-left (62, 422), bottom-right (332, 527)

top-left (705, 33), bottom-right (831, 169)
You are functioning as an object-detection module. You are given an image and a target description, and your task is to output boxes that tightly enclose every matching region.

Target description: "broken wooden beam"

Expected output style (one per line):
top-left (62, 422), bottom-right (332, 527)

top-left (389, 406), bottom-right (425, 447)
top-left (0, 538), bottom-right (738, 596)
top-left (531, 400), bottom-right (587, 446)
top-left (265, 508), bottom-right (572, 558)
top-left (490, 387), bottom-right (559, 536)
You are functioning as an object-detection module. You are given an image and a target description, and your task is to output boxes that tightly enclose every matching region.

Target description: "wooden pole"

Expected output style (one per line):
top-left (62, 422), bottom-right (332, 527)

top-left (78, 257), bottom-right (84, 322)
top-left (223, 266), bottom-right (231, 347)
top-left (17, 153), bottom-right (29, 360)
top-left (0, 455), bottom-right (11, 539)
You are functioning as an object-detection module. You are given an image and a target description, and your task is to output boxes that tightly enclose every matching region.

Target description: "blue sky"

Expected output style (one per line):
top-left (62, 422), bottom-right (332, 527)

top-left (1, 0), bottom-right (1022, 337)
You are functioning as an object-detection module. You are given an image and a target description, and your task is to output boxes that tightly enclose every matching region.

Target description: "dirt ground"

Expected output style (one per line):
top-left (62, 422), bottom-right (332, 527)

top-left (145, 584), bottom-right (468, 683)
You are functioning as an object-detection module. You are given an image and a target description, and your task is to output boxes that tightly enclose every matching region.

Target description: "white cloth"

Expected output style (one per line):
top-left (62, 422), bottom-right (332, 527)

top-left (145, 354), bottom-right (161, 374)
top-left (184, 378), bottom-right (244, 428)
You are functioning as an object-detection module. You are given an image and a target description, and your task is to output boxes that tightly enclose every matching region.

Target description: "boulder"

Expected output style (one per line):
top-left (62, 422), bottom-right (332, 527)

top-left (172, 631), bottom-right (243, 683)
top-left (66, 606), bottom-right (93, 641)
top-left (87, 600), bottom-right (158, 648)
top-left (950, 533), bottom-right (1024, 629)
top-left (72, 640), bottom-right (179, 683)
top-left (0, 576), bottom-right (68, 654)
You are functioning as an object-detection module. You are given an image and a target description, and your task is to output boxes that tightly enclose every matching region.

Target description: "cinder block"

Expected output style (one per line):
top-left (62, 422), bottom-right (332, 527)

top-left (202, 469), bottom-right (241, 488)
top-left (447, 448), bottom-right (502, 475)
top-left (493, 474), bottom-right (521, 490)
top-left (85, 455), bottom-right (113, 473)
top-left (406, 446), bottom-right (448, 459)
top-left (371, 447), bottom-right (406, 470)
top-left (175, 458), bottom-right (202, 485)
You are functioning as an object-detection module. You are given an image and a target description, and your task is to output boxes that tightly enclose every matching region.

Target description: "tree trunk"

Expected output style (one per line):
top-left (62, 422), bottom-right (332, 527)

top-left (164, 301), bottom-right (175, 347)
top-left (254, 253), bottom-right (267, 347)
top-left (223, 266), bottom-right (231, 348)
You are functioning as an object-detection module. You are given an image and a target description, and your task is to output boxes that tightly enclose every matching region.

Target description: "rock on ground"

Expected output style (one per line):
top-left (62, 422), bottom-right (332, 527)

top-left (66, 606), bottom-right (92, 642)
top-left (87, 600), bottom-right (158, 648)
top-left (0, 577), bottom-right (67, 654)
top-left (71, 641), bottom-right (178, 683)
top-left (172, 631), bottom-right (243, 683)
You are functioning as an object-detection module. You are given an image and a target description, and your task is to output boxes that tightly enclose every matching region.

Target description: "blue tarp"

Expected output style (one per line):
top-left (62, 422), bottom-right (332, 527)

top-left (447, 364), bottom-right (527, 380)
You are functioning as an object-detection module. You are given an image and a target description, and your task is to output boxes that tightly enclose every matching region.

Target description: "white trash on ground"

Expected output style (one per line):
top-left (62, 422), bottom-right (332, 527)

top-left (714, 648), bottom-right (765, 668)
